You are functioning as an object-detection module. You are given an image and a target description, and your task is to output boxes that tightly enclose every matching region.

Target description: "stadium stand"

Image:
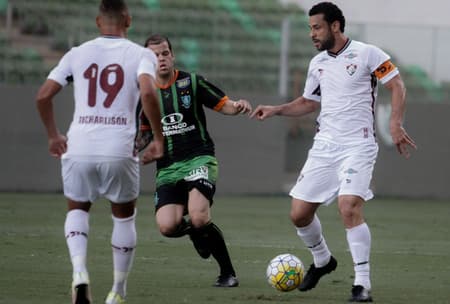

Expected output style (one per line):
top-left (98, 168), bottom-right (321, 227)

top-left (0, 0), bottom-right (447, 101)
top-left (2, 0), bottom-right (313, 94)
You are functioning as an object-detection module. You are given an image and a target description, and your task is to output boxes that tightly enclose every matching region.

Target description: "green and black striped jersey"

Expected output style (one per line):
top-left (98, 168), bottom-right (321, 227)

top-left (140, 70), bottom-right (228, 170)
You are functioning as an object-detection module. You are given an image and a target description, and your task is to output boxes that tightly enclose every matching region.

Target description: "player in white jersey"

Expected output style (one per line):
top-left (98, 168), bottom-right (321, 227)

top-left (35, 1), bottom-right (164, 303)
top-left (251, 2), bottom-right (416, 302)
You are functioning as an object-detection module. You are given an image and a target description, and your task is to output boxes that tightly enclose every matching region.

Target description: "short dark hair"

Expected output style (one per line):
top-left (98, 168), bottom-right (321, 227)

top-left (99, 0), bottom-right (128, 20)
top-left (144, 34), bottom-right (173, 52)
top-left (309, 2), bottom-right (345, 33)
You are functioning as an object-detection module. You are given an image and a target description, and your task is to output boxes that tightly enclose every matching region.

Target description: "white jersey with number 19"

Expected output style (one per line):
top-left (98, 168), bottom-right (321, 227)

top-left (48, 36), bottom-right (157, 159)
top-left (303, 39), bottom-right (399, 145)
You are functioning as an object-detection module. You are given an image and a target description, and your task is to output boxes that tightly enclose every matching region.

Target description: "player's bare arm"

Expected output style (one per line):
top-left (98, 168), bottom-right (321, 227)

top-left (384, 74), bottom-right (417, 158)
top-left (220, 99), bottom-right (252, 116)
top-left (138, 74), bottom-right (164, 164)
top-left (36, 79), bottom-right (67, 158)
top-left (250, 96), bottom-right (319, 121)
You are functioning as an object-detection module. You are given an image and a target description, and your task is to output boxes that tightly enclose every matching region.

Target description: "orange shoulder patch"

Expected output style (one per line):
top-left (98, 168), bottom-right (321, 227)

top-left (374, 60), bottom-right (396, 79)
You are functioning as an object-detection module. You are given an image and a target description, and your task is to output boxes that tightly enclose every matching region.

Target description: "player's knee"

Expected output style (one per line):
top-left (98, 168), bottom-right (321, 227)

top-left (158, 223), bottom-right (179, 237)
top-left (290, 209), bottom-right (312, 227)
top-left (159, 218), bottom-right (192, 238)
top-left (338, 206), bottom-right (352, 219)
top-left (187, 208), bottom-right (210, 229)
top-left (338, 202), bottom-right (361, 219)
top-left (338, 205), bottom-right (364, 227)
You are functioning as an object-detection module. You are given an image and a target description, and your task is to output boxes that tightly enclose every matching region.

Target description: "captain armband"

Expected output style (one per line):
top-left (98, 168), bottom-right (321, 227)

top-left (374, 60), bottom-right (396, 80)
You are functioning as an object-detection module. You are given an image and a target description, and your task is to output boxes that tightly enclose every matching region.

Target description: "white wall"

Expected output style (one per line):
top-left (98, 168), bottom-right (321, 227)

top-left (280, 0), bottom-right (450, 82)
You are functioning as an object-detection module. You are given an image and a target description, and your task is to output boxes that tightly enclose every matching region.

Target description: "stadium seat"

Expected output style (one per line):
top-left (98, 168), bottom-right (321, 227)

top-left (13, 0), bottom-right (435, 98)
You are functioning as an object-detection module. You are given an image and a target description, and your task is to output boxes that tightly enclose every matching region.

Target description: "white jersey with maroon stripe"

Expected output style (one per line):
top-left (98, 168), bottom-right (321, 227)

top-left (48, 36), bottom-right (157, 158)
top-left (303, 39), bottom-right (399, 145)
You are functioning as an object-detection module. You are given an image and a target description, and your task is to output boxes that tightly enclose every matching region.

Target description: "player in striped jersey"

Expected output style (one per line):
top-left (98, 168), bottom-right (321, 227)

top-left (251, 2), bottom-right (416, 302)
top-left (137, 34), bottom-right (252, 287)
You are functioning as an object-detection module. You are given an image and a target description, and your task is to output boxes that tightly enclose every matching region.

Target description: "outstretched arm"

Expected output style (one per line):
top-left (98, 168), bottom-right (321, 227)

top-left (36, 79), bottom-right (67, 158)
top-left (250, 96), bottom-right (319, 121)
top-left (219, 99), bottom-right (252, 116)
top-left (384, 74), bottom-right (417, 158)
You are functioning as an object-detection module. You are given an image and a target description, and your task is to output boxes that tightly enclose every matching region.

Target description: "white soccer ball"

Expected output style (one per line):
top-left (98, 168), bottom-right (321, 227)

top-left (266, 253), bottom-right (304, 292)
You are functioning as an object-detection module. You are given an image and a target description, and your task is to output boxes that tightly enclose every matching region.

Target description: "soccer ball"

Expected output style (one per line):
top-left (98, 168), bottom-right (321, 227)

top-left (266, 253), bottom-right (304, 292)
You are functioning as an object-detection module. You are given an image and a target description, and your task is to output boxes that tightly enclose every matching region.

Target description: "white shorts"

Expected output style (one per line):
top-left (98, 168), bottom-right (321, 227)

top-left (61, 156), bottom-right (139, 203)
top-left (289, 140), bottom-right (378, 204)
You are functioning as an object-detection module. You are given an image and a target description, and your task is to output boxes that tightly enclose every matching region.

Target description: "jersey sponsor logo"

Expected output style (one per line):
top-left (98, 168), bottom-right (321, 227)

top-left (344, 52), bottom-right (358, 59)
top-left (181, 94), bottom-right (191, 109)
top-left (184, 166), bottom-right (209, 182)
top-left (161, 113), bottom-right (183, 125)
top-left (162, 124), bottom-right (195, 136)
top-left (160, 112), bottom-right (196, 136)
top-left (346, 64), bottom-right (357, 76)
top-left (176, 77), bottom-right (191, 88)
top-left (374, 60), bottom-right (396, 80)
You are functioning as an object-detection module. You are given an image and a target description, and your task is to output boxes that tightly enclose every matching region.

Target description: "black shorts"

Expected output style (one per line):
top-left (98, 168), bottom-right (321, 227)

top-left (154, 178), bottom-right (216, 212)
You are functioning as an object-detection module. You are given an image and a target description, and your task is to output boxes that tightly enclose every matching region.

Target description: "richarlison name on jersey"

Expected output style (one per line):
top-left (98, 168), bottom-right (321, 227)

top-left (78, 115), bottom-right (127, 125)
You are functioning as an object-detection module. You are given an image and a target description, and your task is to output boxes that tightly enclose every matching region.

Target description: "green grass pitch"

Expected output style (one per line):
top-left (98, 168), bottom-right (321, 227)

top-left (1, 193), bottom-right (449, 303)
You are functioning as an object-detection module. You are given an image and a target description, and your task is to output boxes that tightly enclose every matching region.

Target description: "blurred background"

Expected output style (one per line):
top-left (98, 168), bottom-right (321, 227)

top-left (1, 0), bottom-right (449, 199)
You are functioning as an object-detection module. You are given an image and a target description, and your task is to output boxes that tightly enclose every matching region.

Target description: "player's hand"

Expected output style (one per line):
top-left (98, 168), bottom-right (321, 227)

top-left (141, 137), bottom-right (164, 165)
top-left (48, 134), bottom-right (67, 158)
top-left (390, 125), bottom-right (417, 159)
top-left (233, 99), bottom-right (252, 115)
top-left (135, 130), bottom-right (152, 152)
top-left (250, 105), bottom-right (278, 121)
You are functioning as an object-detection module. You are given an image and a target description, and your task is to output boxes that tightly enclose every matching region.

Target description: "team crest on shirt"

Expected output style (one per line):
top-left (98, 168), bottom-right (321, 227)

top-left (181, 94), bottom-right (191, 109)
top-left (176, 77), bottom-right (191, 88)
top-left (346, 64), bottom-right (357, 76)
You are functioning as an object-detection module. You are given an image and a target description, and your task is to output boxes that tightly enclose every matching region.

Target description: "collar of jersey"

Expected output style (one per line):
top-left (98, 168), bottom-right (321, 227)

top-left (327, 38), bottom-right (351, 58)
top-left (100, 35), bottom-right (124, 39)
top-left (157, 70), bottom-right (179, 89)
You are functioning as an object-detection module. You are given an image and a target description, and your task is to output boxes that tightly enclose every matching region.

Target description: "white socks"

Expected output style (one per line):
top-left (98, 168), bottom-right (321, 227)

top-left (346, 222), bottom-right (371, 290)
top-left (64, 207), bottom-right (137, 298)
top-left (65, 209), bottom-right (89, 278)
top-left (296, 214), bottom-right (331, 267)
top-left (111, 210), bottom-right (137, 298)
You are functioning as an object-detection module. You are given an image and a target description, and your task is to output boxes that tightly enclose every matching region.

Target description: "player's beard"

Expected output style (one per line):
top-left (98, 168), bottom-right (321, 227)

top-left (316, 32), bottom-right (335, 51)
